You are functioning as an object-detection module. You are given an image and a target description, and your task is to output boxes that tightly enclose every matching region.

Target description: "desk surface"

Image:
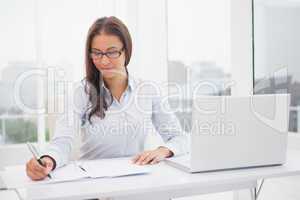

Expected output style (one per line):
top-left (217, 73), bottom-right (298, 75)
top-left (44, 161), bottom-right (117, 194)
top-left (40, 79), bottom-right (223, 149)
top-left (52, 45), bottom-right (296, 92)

top-left (0, 190), bottom-right (20, 200)
top-left (6, 150), bottom-right (300, 200)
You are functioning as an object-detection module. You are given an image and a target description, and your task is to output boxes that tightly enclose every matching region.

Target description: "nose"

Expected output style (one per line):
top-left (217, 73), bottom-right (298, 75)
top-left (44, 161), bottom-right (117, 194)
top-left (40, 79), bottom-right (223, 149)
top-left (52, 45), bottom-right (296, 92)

top-left (100, 55), bottom-right (110, 65)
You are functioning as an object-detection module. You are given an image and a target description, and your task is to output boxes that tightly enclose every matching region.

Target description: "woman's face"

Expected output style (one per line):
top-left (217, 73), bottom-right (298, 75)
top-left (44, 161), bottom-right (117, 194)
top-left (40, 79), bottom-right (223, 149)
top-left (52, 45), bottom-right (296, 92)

top-left (90, 33), bottom-right (126, 79)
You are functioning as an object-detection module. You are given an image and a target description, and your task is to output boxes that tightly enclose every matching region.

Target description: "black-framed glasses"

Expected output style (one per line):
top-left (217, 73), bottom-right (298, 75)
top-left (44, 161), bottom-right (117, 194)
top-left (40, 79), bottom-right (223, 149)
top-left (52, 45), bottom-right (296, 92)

top-left (90, 48), bottom-right (124, 60)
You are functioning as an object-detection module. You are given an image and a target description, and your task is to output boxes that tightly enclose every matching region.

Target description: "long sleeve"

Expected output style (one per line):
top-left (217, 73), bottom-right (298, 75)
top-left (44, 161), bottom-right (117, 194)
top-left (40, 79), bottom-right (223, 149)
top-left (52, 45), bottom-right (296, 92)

top-left (151, 96), bottom-right (188, 156)
top-left (43, 82), bottom-right (87, 168)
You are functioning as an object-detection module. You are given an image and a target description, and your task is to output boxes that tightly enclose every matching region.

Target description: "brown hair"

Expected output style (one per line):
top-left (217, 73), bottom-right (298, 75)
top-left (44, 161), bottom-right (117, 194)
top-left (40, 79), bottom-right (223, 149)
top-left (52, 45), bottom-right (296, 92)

top-left (84, 16), bottom-right (132, 122)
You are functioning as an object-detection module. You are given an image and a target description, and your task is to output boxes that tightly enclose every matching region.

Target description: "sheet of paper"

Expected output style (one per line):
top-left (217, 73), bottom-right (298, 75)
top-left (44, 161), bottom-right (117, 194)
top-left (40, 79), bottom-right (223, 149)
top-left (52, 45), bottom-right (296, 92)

top-left (1, 158), bottom-right (151, 189)
top-left (48, 162), bottom-right (88, 182)
top-left (79, 157), bottom-right (151, 178)
top-left (1, 162), bottom-right (88, 188)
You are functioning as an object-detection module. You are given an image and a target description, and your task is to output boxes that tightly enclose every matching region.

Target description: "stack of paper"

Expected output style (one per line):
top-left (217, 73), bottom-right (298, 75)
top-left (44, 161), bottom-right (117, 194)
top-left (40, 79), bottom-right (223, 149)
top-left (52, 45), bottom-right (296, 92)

top-left (0, 157), bottom-right (151, 189)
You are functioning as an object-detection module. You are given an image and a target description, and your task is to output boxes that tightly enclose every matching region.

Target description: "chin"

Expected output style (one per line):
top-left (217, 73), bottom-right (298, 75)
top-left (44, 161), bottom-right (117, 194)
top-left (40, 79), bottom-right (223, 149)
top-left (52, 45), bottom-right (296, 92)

top-left (101, 68), bottom-right (126, 79)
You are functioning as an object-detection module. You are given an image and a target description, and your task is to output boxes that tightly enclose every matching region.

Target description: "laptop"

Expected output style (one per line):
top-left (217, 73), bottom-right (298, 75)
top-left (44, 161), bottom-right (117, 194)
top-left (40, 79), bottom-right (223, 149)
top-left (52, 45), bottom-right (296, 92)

top-left (166, 94), bottom-right (290, 173)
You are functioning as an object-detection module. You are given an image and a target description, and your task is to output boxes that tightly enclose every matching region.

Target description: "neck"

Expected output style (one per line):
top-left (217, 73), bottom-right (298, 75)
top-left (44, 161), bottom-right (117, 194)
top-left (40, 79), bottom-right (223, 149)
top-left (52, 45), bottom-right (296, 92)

top-left (104, 75), bottom-right (128, 89)
top-left (103, 73), bottom-right (128, 100)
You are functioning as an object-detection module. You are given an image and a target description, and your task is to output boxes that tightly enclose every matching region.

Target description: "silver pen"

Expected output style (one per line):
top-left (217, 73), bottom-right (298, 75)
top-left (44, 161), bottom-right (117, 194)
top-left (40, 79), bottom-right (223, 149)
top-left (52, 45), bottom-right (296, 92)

top-left (26, 142), bottom-right (52, 179)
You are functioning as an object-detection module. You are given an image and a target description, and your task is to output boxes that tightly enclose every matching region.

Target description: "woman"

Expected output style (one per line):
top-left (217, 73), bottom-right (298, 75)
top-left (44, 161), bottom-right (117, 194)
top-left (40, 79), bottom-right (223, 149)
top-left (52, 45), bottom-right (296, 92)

top-left (26, 16), bottom-right (186, 180)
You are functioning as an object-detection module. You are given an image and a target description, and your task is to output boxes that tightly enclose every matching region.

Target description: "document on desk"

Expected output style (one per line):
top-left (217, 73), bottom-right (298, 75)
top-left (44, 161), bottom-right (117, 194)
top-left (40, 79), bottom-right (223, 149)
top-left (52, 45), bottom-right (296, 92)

top-left (79, 158), bottom-right (151, 178)
top-left (0, 157), bottom-right (150, 189)
top-left (0, 162), bottom-right (89, 189)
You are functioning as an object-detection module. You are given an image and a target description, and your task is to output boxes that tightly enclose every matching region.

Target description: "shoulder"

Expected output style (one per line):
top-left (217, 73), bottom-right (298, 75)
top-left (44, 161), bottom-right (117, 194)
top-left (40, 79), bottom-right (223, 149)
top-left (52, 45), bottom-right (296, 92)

top-left (72, 79), bottom-right (90, 114)
top-left (129, 76), bottom-right (169, 110)
top-left (130, 75), bottom-right (163, 96)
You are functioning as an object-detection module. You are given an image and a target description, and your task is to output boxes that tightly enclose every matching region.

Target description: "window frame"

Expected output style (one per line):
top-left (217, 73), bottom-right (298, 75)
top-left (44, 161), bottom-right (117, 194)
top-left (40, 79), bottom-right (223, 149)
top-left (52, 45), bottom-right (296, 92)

top-left (231, 0), bottom-right (300, 149)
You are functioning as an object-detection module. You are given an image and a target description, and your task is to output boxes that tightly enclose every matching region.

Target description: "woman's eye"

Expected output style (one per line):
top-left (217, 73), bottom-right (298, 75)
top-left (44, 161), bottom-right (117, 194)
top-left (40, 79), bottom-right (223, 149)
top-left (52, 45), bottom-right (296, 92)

top-left (107, 51), bottom-right (118, 55)
top-left (91, 52), bottom-right (101, 56)
top-left (106, 51), bottom-right (120, 58)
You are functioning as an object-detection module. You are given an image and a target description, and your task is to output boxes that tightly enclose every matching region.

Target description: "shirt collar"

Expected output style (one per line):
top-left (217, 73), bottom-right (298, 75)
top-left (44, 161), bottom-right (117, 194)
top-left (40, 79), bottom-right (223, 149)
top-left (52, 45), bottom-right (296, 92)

top-left (127, 74), bottom-right (136, 92)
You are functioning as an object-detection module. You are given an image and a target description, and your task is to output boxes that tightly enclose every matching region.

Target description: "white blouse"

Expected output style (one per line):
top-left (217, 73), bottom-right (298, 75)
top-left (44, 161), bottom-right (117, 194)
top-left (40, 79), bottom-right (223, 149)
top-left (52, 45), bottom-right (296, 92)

top-left (44, 75), bottom-right (187, 168)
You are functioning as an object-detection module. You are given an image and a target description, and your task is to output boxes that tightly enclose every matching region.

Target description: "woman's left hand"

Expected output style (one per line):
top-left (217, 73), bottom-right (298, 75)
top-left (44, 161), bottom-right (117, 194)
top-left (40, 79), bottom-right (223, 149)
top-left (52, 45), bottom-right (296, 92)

top-left (132, 147), bottom-right (174, 165)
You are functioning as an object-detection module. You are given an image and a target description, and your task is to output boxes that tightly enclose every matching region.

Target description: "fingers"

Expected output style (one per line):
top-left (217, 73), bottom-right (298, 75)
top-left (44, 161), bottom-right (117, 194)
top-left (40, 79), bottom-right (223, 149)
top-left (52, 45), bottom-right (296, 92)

top-left (132, 152), bottom-right (145, 164)
top-left (26, 158), bottom-right (50, 181)
top-left (142, 153), bottom-right (157, 165)
top-left (133, 151), bottom-right (151, 165)
top-left (34, 160), bottom-right (49, 174)
top-left (132, 151), bottom-right (161, 165)
top-left (131, 153), bottom-right (141, 164)
top-left (150, 156), bottom-right (161, 165)
top-left (41, 157), bottom-right (54, 172)
top-left (137, 151), bottom-right (151, 164)
top-left (26, 168), bottom-right (45, 181)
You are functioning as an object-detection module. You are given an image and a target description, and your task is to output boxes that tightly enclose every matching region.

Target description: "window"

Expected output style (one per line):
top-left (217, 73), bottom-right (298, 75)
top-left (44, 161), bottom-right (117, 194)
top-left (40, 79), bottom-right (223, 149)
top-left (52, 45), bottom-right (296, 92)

top-left (0, 1), bottom-right (38, 144)
top-left (0, 0), bottom-right (169, 144)
top-left (166, 0), bottom-right (232, 131)
top-left (0, 0), bottom-right (117, 144)
top-left (253, 0), bottom-right (300, 133)
top-left (0, 0), bottom-right (234, 144)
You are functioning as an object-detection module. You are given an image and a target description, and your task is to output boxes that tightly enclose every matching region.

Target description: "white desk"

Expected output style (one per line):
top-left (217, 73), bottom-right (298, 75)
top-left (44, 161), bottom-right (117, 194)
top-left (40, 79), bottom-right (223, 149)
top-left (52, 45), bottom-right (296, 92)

top-left (2, 150), bottom-right (300, 200)
top-left (0, 190), bottom-right (20, 200)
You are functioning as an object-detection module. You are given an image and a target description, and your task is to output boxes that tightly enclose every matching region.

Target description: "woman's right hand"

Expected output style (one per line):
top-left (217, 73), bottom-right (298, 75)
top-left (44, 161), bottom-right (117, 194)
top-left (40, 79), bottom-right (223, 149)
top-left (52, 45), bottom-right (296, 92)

top-left (26, 157), bottom-right (54, 181)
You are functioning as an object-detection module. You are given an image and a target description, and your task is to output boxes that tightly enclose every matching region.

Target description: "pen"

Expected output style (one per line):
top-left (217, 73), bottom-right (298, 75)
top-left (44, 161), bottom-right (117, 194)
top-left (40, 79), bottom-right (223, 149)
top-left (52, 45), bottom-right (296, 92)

top-left (26, 142), bottom-right (52, 179)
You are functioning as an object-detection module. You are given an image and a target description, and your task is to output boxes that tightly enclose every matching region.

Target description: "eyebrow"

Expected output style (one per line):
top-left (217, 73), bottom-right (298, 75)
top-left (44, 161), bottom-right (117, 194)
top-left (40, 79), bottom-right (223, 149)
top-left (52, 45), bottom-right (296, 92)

top-left (91, 46), bottom-right (119, 52)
